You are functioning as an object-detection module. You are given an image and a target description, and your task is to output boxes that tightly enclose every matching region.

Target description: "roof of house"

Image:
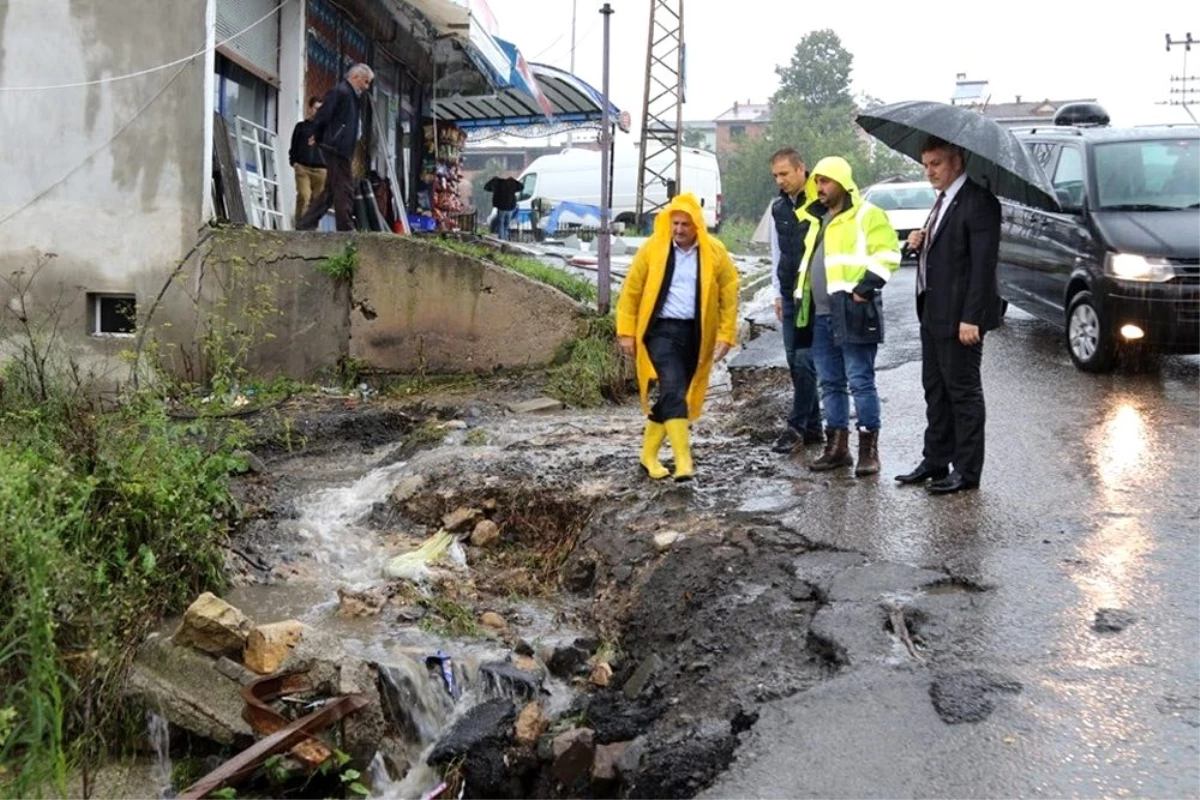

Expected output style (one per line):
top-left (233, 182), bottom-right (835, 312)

top-left (714, 102), bottom-right (771, 123)
top-left (974, 98), bottom-right (1099, 120)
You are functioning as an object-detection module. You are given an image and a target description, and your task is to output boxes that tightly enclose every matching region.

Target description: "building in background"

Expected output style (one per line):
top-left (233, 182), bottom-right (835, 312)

top-left (948, 73), bottom-right (1097, 128)
top-left (713, 100), bottom-right (771, 157)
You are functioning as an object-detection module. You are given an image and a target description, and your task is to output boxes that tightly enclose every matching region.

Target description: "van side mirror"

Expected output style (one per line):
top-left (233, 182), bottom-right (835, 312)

top-left (1054, 188), bottom-right (1081, 213)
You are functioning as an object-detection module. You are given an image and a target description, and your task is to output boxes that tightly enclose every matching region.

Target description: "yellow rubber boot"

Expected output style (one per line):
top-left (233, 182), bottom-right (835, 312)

top-left (663, 419), bottom-right (694, 482)
top-left (640, 421), bottom-right (670, 479)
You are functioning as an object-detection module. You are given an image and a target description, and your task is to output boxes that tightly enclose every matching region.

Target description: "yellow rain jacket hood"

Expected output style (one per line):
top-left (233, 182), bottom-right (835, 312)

top-left (793, 157), bottom-right (901, 339)
top-left (616, 193), bottom-right (740, 421)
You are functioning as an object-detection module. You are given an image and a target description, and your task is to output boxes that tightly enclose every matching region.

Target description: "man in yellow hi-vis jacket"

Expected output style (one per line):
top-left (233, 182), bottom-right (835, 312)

top-left (793, 157), bottom-right (901, 477)
top-left (616, 193), bottom-right (740, 481)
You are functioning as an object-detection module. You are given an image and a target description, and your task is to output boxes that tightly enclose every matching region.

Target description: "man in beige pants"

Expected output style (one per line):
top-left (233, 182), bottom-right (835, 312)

top-left (289, 96), bottom-right (326, 226)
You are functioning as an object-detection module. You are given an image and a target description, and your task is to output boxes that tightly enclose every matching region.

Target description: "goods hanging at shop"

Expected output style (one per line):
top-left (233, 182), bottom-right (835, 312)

top-left (413, 119), bottom-right (468, 232)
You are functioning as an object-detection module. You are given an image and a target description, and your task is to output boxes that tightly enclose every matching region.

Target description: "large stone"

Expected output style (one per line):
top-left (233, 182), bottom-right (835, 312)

top-left (589, 662), bottom-right (613, 688)
top-left (172, 592), bottom-right (252, 657)
top-left (480, 611), bottom-right (508, 631)
top-left (442, 506), bottom-right (482, 532)
top-left (592, 740), bottom-right (630, 782)
top-left (514, 702), bottom-right (549, 748)
top-left (622, 653), bottom-right (662, 700)
top-left (390, 475), bottom-right (426, 504)
top-left (470, 519), bottom-right (501, 548)
top-left (551, 727), bottom-right (595, 785)
top-left (243, 620), bottom-right (307, 675)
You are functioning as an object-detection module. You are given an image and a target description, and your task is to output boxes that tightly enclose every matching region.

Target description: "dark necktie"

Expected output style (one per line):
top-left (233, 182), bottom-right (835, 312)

top-left (917, 191), bottom-right (946, 295)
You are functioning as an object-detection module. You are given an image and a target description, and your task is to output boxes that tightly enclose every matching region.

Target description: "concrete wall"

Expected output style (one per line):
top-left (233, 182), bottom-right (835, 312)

top-left (350, 236), bottom-right (586, 373)
top-left (144, 230), bottom-right (585, 383)
top-left (0, 0), bottom-right (210, 382)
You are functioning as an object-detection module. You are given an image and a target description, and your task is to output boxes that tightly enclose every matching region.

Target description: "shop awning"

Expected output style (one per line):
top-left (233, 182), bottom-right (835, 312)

top-left (402, 0), bottom-right (511, 90)
top-left (435, 62), bottom-right (629, 133)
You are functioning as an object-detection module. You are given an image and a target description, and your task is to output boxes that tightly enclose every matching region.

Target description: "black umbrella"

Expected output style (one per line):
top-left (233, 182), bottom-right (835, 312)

top-left (856, 100), bottom-right (1060, 211)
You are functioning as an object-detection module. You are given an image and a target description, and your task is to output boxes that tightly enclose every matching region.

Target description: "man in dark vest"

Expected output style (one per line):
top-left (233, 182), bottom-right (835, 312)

top-left (296, 63), bottom-right (374, 232)
top-left (768, 148), bottom-right (824, 453)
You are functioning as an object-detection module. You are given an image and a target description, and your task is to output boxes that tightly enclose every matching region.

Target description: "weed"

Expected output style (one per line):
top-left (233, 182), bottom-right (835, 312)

top-left (419, 597), bottom-right (479, 639)
top-left (383, 373), bottom-right (478, 398)
top-left (317, 242), bottom-right (358, 283)
top-left (546, 314), bottom-right (628, 408)
top-left (432, 238), bottom-right (596, 304)
top-left (714, 218), bottom-right (765, 256)
top-left (463, 428), bottom-right (489, 446)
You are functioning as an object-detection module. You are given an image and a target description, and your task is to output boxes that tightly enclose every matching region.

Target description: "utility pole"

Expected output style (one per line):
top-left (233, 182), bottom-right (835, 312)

top-left (597, 3), bottom-right (614, 314)
top-left (1166, 32), bottom-right (1197, 123)
top-left (635, 0), bottom-right (684, 233)
top-left (567, 0), bottom-right (578, 146)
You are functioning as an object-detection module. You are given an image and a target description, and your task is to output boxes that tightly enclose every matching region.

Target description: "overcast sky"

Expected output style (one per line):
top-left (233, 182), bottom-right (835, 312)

top-left (481, 0), bottom-right (1197, 134)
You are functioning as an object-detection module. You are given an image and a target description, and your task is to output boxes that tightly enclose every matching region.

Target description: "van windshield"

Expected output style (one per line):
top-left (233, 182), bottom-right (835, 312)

top-left (1094, 139), bottom-right (1199, 210)
top-left (518, 173), bottom-right (537, 201)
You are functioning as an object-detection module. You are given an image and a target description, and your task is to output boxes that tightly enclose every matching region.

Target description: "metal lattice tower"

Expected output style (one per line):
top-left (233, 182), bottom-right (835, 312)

top-left (635, 0), bottom-right (684, 231)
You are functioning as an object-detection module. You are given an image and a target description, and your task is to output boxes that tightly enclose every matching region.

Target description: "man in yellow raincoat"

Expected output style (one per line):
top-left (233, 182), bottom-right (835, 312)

top-left (616, 193), bottom-right (740, 481)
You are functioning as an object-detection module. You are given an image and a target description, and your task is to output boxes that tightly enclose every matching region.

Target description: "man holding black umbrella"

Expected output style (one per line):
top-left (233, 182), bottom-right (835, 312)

top-left (896, 136), bottom-right (1002, 494)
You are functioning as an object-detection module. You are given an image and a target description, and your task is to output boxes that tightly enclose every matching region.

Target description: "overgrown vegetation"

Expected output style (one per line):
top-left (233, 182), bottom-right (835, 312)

top-left (316, 241), bottom-right (358, 283)
top-left (714, 218), bottom-right (763, 256)
top-left (547, 314), bottom-right (628, 408)
top-left (0, 253), bottom-right (252, 797)
top-left (432, 237), bottom-right (597, 304)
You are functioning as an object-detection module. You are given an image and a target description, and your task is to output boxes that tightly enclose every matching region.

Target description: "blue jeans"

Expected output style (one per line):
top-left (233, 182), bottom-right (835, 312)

top-left (496, 209), bottom-right (513, 240)
top-left (811, 314), bottom-right (880, 432)
top-left (781, 302), bottom-right (822, 433)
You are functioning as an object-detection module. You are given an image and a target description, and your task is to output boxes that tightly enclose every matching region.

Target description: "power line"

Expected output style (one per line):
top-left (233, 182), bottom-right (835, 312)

top-left (0, 0), bottom-right (293, 92)
top-left (0, 62), bottom-right (192, 229)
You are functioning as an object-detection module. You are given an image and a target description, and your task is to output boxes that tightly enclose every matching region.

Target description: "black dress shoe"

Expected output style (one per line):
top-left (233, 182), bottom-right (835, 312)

top-left (894, 463), bottom-right (949, 485)
top-left (926, 473), bottom-right (979, 495)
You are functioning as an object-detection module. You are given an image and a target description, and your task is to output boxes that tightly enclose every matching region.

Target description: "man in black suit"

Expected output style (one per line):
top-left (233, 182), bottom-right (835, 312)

top-left (297, 63), bottom-right (374, 232)
top-left (896, 136), bottom-right (1002, 495)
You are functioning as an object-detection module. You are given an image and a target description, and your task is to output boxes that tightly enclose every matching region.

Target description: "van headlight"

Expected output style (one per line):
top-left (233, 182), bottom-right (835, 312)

top-left (1105, 253), bottom-right (1175, 282)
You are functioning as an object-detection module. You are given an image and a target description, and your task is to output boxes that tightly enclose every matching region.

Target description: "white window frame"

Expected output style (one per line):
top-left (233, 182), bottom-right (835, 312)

top-left (90, 293), bottom-right (137, 338)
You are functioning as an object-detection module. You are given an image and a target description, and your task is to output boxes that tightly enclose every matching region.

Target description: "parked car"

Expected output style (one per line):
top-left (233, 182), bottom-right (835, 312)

top-left (997, 103), bottom-right (1199, 371)
top-left (861, 180), bottom-right (936, 264)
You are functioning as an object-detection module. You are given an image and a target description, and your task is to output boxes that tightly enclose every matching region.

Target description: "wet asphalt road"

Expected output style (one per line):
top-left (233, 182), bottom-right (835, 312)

top-left (708, 266), bottom-right (1200, 798)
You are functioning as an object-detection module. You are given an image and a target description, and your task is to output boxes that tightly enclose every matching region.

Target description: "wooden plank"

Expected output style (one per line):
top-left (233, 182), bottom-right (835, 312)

top-left (212, 112), bottom-right (248, 225)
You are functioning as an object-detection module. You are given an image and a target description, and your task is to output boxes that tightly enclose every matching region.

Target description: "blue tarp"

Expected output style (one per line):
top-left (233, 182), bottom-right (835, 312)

top-left (544, 201), bottom-right (602, 234)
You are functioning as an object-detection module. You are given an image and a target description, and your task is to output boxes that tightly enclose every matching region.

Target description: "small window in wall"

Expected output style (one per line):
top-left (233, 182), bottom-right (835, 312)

top-left (89, 293), bottom-right (136, 336)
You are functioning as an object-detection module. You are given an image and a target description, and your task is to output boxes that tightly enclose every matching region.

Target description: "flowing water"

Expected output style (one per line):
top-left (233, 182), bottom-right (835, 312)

top-left (146, 710), bottom-right (172, 796)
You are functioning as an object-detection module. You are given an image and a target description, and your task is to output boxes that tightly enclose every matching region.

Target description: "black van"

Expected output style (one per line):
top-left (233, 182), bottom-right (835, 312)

top-left (996, 103), bottom-right (1199, 371)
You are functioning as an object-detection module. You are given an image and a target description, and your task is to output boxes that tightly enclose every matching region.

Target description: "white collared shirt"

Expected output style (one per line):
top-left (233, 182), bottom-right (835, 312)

top-left (660, 243), bottom-right (699, 319)
top-left (929, 172), bottom-right (968, 237)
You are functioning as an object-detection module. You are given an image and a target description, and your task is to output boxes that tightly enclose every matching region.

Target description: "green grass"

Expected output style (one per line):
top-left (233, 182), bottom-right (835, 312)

top-left (432, 238), bottom-right (597, 304)
top-left (546, 314), bottom-right (628, 408)
top-left (0, 374), bottom-right (242, 797)
top-left (714, 218), bottom-right (763, 256)
top-left (316, 242), bottom-right (357, 282)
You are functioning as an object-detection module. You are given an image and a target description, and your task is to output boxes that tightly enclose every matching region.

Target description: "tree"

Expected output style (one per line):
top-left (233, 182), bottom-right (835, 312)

top-left (683, 127), bottom-right (713, 152)
top-left (774, 30), bottom-right (854, 109)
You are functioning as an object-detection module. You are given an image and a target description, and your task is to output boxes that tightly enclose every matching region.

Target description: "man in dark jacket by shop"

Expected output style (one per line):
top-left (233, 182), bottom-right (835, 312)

top-left (296, 63), bottom-right (374, 231)
top-left (289, 96), bottom-right (326, 226)
top-left (484, 174), bottom-right (524, 240)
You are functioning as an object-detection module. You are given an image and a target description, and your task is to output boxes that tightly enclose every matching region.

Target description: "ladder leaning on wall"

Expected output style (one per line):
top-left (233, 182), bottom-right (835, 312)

top-left (231, 116), bottom-right (285, 230)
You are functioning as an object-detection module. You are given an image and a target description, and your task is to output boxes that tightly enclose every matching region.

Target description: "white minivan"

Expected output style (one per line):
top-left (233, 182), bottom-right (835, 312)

top-left (514, 144), bottom-right (723, 232)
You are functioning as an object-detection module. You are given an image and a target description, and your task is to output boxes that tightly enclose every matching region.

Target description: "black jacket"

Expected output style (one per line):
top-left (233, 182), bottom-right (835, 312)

top-left (288, 119), bottom-right (324, 167)
top-left (918, 178), bottom-right (1003, 338)
top-left (484, 176), bottom-right (524, 211)
top-left (310, 80), bottom-right (362, 161)
top-left (771, 189), bottom-right (812, 306)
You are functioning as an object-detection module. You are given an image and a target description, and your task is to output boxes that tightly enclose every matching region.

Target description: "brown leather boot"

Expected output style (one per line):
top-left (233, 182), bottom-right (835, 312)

top-left (855, 429), bottom-right (880, 477)
top-left (809, 428), bottom-right (853, 471)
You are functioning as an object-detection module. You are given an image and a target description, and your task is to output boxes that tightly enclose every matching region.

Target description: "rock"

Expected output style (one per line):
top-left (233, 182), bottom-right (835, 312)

top-left (548, 643), bottom-right (591, 679)
top-left (481, 661), bottom-right (542, 702)
top-left (551, 727), bottom-right (596, 785)
top-left (507, 397), bottom-right (566, 414)
top-left (470, 519), bottom-right (501, 548)
top-left (442, 506), bottom-right (482, 532)
top-left (622, 653), bottom-right (662, 700)
top-left (929, 669), bottom-right (1023, 724)
top-left (429, 698), bottom-right (516, 764)
top-left (172, 592), bottom-right (252, 657)
top-left (563, 559), bottom-right (596, 593)
top-left (443, 420), bottom-right (468, 430)
top-left (514, 702), bottom-right (549, 748)
top-left (514, 639), bottom-right (535, 657)
top-left (390, 475), bottom-right (426, 504)
top-left (581, 692), bottom-right (668, 744)
top-left (592, 740), bottom-right (630, 782)
top-left (395, 605), bottom-right (426, 623)
top-left (129, 634), bottom-right (254, 745)
top-left (337, 585), bottom-right (390, 617)
top-left (614, 735), bottom-right (647, 779)
top-left (653, 531), bottom-right (682, 552)
top-left (481, 611), bottom-right (508, 630)
top-left (1093, 607), bottom-right (1136, 633)
top-left (589, 662), bottom-right (613, 688)
top-left (243, 620), bottom-right (307, 675)
top-left (214, 656), bottom-right (256, 685)
top-left (513, 655), bottom-right (541, 674)
top-left (482, 497), bottom-right (499, 511)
